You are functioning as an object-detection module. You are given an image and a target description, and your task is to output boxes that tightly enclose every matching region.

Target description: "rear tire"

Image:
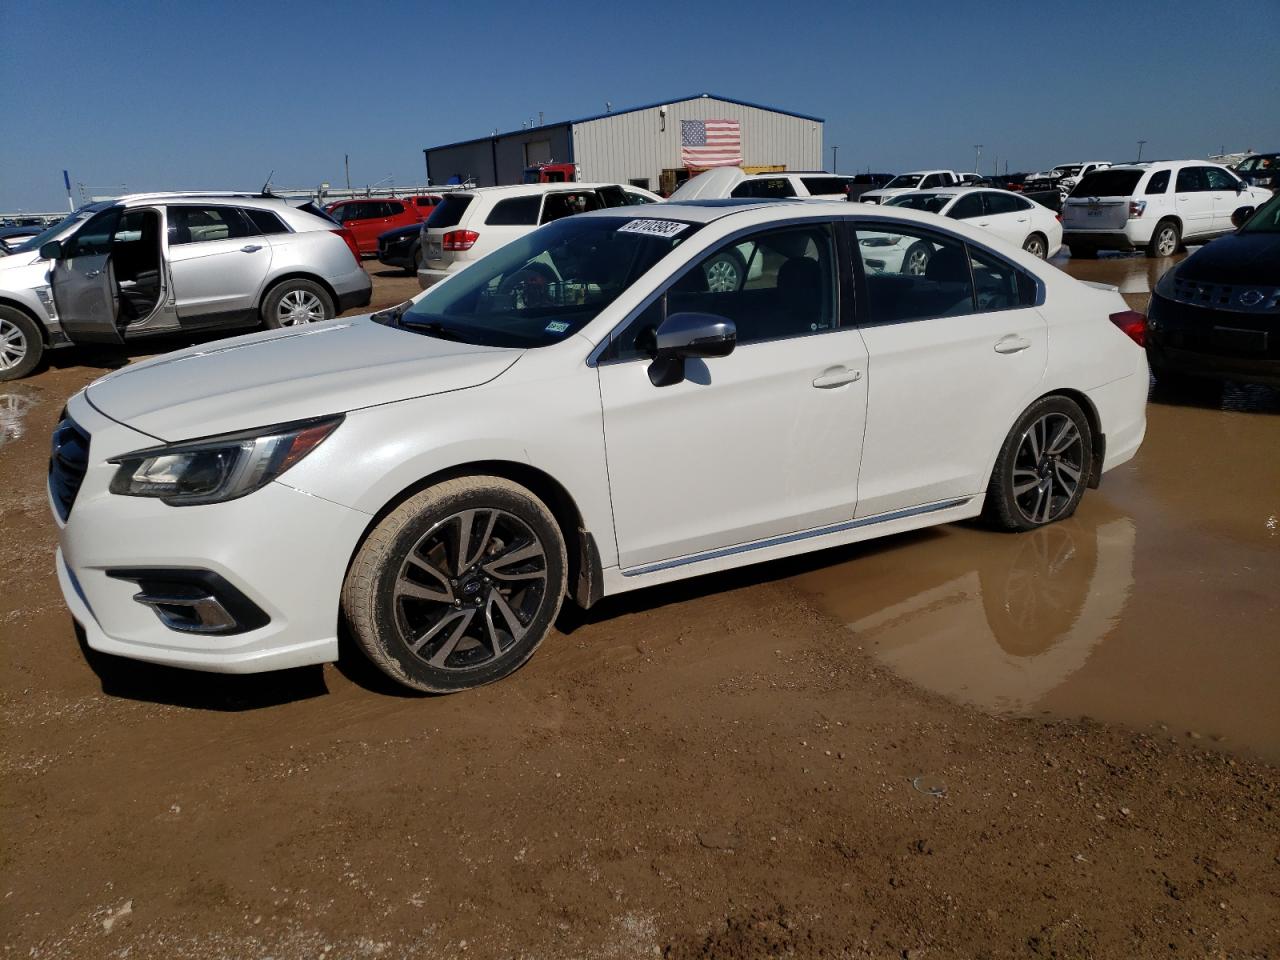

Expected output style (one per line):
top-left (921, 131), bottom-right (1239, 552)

top-left (0, 306), bottom-right (44, 382)
top-left (406, 242), bottom-right (422, 277)
top-left (902, 240), bottom-right (932, 275)
top-left (342, 477), bottom-right (567, 693)
top-left (983, 396), bottom-right (1092, 532)
top-left (261, 279), bottom-right (335, 329)
top-left (1146, 219), bottom-right (1180, 258)
top-left (1022, 233), bottom-right (1048, 259)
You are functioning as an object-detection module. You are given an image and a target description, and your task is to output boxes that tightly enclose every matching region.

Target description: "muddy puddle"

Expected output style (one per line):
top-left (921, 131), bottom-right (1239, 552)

top-left (0, 385), bottom-right (42, 450)
top-left (794, 252), bottom-right (1280, 762)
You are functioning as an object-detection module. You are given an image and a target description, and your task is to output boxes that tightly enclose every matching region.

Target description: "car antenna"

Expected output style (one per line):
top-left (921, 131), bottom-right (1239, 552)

top-left (259, 170), bottom-right (276, 198)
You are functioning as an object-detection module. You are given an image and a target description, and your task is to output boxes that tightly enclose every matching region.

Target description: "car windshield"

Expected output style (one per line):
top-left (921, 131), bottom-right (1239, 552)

top-left (883, 174), bottom-right (924, 189)
top-left (1237, 155), bottom-right (1275, 171)
top-left (886, 193), bottom-right (952, 214)
top-left (13, 203), bottom-right (110, 253)
top-left (390, 215), bottom-right (700, 348)
top-left (1238, 193), bottom-right (1280, 233)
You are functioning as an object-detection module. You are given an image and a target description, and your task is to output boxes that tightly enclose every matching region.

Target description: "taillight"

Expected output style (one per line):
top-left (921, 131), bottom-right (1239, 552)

top-left (1110, 310), bottom-right (1146, 346)
top-left (443, 229), bottom-right (479, 251)
top-left (1128, 200), bottom-right (1147, 219)
top-left (330, 228), bottom-right (361, 264)
top-left (1055, 212), bottom-right (1062, 222)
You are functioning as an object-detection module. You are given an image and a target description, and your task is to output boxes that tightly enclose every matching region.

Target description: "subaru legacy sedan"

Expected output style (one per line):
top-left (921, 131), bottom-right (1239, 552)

top-left (50, 200), bottom-right (1148, 692)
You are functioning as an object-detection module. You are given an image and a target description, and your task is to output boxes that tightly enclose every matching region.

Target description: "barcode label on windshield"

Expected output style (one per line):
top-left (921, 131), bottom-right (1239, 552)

top-left (617, 219), bottom-right (689, 239)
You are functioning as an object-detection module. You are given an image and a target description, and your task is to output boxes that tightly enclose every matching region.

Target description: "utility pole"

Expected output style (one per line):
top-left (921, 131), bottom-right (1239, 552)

top-left (973, 144), bottom-right (983, 173)
top-left (831, 145), bottom-right (839, 173)
top-left (1136, 140), bottom-right (1146, 162)
top-left (344, 154), bottom-right (352, 195)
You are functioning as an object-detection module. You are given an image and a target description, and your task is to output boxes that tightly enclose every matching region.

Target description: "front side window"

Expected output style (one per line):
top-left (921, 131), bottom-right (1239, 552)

top-left (1145, 170), bottom-right (1170, 194)
top-left (606, 224), bottom-right (838, 362)
top-left (61, 207), bottom-right (121, 258)
top-left (540, 191), bottom-right (602, 224)
top-left (167, 206), bottom-right (251, 245)
top-left (887, 193), bottom-right (951, 215)
top-left (1175, 167), bottom-right (1209, 193)
top-left (947, 194), bottom-right (984, 219)
top-left (801, 177), bottom-right (851, 196)
top-left (855, 225), bottom-right (973, 324)
top-left (920, 175), bottom-right (944, 189)
top-left (882, 174), bottom-right (924, 190)
top-left (392, 215), bottom-right (699, 349)
top-left (622, 190), bottom-right (656, 206)
top-left (1204, 167), bottom-right (1239, 191)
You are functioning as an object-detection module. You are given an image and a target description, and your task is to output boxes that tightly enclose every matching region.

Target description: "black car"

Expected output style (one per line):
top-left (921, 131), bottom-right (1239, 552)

top-left (1146, 193), bottom-right (1280, 389)
top-left (845, 173), bottom-right (896, 201)
top-left (376, 223), bottom-right (423, 274)
top-left (1234, 152), bottom-right (1278, 191)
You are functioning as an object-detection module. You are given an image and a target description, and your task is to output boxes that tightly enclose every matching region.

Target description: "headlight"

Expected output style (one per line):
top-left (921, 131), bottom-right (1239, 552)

top-left (109, 416), bottom-right (342, 506)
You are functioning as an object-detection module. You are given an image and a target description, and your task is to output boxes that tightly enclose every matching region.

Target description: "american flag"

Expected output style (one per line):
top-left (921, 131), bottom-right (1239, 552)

top-left (681, 119), bottom-right (742, 169)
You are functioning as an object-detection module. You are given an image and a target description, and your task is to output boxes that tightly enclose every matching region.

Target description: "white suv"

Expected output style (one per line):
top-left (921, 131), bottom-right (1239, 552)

top-left (416, 182), bottom-right (659, 288)
top-left (1062, 161), bottom-right (1270, 258)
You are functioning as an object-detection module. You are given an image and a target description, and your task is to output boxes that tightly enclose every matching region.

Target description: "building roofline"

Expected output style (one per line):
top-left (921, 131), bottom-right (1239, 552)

top-left (423, 92), bottom-right (824, 156)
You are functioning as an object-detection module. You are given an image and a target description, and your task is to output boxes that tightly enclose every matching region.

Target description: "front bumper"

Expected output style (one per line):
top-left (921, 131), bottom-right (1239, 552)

top-left (1147, 292), bottom-right (1280, 386)
top-left (51, 394), bottom-right (371, 674)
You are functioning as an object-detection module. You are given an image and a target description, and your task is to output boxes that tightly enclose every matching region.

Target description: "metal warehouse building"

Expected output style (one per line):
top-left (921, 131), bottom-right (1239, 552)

top-left (423, 92), bottom-right (824, 195)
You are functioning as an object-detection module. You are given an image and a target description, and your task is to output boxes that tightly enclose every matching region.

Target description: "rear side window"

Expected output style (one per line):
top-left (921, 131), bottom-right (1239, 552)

top-left (983, 192), bottom-right (1028, 214)
top-left (167, 206), bottom-right (251, 245)
top-left (1071, 170), bottom-right (1143, 197)
top-left (1175, 168), bottom-right (1209, 192)
top-left (731, 178), bottom-right (797, 199)
top-left (485, 196), bottom-right (541, 226)
top-left (384, 201), bottom-right (406, 216)
top-left (970, 246), bottom-right (1036, 311)
top-left (947, 194), bottom-right (984, 219)
top-left (801, 176), bottom-right (851, 196)
top-left (540, 191), bottom-right (602, 224)
top-left (1144, 170), bottom-right (1170, 194)
top-left (427, 194), bottom-right (475, 228)
top-left (241, 208), bottom-right (289, 235)
top-left (415, 196), bottom-right (440, 207)
top-left (855, 226), bottom-right (974, 324)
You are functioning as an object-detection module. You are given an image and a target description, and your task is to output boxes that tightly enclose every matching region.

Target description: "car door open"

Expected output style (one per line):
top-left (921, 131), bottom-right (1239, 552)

top-left (597, 222), bottom-right (869, 572)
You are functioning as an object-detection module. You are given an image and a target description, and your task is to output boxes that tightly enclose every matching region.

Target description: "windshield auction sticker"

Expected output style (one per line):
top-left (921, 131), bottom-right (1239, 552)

top-left (617, 219), bottom-right (689, 239)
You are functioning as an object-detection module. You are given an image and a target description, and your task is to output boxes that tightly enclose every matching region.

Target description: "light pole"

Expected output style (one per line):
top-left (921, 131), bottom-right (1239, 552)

top-left (973, 144), bottom-right (983, 173)
top-left (1137, 140), bottom-right (1146, 162)
top-left (831, 145), bottom-right (839, 173)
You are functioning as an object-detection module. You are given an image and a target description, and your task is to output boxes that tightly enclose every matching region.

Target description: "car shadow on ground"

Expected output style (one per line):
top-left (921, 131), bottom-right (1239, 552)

top-left (1148, 377), bottom-right (1280, 414)
top-left (75, 623), bottom-right (330, 711)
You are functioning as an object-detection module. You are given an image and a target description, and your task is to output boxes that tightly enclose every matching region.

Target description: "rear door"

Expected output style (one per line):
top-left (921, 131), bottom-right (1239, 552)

top-left (166, 205), bottom-right (271, 322)
top-left (49, 206), bottom-right (123, 343)
top-left (1174, 166), bottom-right (1215, 238)
top-left (977, 191), bottom-right (1034, 247)
top-left (340, 201), bottom-right (387, 253)
top-left (851, 220), bottom-right (1047, 517)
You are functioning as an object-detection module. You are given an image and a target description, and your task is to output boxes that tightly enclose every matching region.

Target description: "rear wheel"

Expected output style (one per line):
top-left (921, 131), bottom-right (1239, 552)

top-left (902, 240), bottom-right (932, 275)
top-left (262, 279), bottom-right (335, 329)
top-left (342, 477), bottom-right (567, 693)
top-left (411, 242), bottom-right (425, 276)
top-left (0, 306), bottom-right (43, 382)
top-left (701, 249), bottom-right (746, 292)
top-left (984, 396), bottom-right (1092, 532)
top-left (1022, 233), bottom-right (1048, 259)
top-left (1146, 219), bottom-right (1180, 258)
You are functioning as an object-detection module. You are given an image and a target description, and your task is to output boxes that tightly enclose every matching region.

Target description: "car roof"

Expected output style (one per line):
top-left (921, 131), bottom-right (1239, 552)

top-left (113, 192), bottom-right (300, 211)
top-left (579, 199), bottom-right (808, 224)
top-left (445, 182), bottom-right (636, 198)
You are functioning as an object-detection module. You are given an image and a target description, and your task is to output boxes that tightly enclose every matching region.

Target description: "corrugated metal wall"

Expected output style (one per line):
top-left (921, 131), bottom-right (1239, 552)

top-left (426, 140), bottom-right (497, 187)
top-left (493, 125), bottom-right (574, 184)
top-left (571, 96), bottom-right (823, 190)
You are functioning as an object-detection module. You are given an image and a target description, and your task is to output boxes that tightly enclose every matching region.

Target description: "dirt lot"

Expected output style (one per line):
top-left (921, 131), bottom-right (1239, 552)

top-left (2, 256), bottom-right (1278, 959)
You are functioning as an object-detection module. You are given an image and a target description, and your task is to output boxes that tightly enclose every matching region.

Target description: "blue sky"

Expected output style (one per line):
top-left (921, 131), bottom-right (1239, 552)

top-left (2, 0), bottom-right (1277, 211)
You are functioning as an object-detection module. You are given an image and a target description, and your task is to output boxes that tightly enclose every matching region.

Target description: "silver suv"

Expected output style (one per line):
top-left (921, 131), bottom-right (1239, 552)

top-left (0, 193), bottom-right (371, 381)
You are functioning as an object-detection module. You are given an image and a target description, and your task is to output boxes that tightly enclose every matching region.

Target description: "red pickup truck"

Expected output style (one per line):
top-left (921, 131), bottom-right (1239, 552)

top-left (325, 196), bottom-right (442, 256)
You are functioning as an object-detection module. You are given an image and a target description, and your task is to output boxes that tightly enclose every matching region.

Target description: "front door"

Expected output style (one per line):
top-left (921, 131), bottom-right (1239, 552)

top-left (598, 222), bottom-right (869, 571)
top-left (851, 221), bottom-right (1048, 517)
top-left (50, 206), bottom-right (123, 343)
top-left (1204, 166), bottom-right (1246, 233)
top-left (1174, 167), bottom-right (1215, 239)
top-left (167, 205), bottom-right (271, 323)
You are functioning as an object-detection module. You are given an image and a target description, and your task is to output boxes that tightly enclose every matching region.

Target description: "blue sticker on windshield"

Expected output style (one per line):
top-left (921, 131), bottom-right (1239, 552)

top-left (545, 321), bottom-right (570, 334)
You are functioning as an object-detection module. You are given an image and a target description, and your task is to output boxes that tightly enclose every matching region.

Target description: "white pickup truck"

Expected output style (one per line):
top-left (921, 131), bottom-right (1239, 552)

top-left (1026, 161), bottom-right (1112, 196)
top-left (858, 170), bottom-right (965, 204)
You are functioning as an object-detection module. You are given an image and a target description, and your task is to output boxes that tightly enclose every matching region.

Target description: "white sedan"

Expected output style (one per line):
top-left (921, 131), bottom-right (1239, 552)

top-left (885, 187), bottom-right (1063, 259)
top-left (52, 200), bottom-right (1148, 693)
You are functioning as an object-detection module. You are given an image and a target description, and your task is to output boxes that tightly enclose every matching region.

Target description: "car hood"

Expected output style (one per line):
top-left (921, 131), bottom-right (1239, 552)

top-left (379, 223), bottom-right (422, 241)
top-left (85, 316), bottom-right (523, 442)
top-left (1175, 232), bottom-right (1280, 285)
top-left (0, 250), bottom-right (46, 274)
top-left (668, 166), bottom-right (745, 201)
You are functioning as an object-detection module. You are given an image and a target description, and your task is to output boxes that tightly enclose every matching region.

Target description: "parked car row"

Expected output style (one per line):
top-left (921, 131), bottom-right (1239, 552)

top-left (0, 193), bottom-right (370, 381)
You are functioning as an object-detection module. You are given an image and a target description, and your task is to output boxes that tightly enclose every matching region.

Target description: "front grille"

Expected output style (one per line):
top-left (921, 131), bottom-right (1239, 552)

top-left (1169, 276), bottom-right (1280, 313)
top-left (49, 413), bottom-right (90, 521)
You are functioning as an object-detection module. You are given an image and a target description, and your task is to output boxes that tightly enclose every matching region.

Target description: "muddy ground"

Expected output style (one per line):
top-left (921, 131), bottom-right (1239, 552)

top-left (1, 255), bottom-right (1278, 959)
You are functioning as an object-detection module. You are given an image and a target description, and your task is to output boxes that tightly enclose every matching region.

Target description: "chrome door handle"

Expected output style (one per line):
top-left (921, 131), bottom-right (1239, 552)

top-left (994, 334), bottom-right (1032, 354)
top-left (812, 366), bottom-right (862, 388)
top-left (85, 269), bottom-right (102, 278)
top-left (241, 244), bottom-right (263, 253)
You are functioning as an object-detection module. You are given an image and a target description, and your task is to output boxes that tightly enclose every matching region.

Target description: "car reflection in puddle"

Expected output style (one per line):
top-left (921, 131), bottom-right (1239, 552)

top-left (797, 512), bottom-right (1134, 716)
top-left (0, 388), bottom-right (41, 449)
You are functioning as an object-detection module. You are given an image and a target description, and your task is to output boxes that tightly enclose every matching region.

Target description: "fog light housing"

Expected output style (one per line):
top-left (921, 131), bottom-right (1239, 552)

top-left (107, 569), bottom-right (269, 635)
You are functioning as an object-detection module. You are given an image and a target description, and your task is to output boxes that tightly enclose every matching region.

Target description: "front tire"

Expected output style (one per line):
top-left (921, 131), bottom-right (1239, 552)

top-left (407, 242), bottom-right (422, 277)
top-left (902, 240), bottom-right (932, 275)
top-left (701, 249), bottom-right (746, 292)
top-left (1146, 219), bottom-right (1180, 259)
top-left (0, 306), bottom-right (43, 382)
top-left (342, 477), bottom-right (567, 693)
top-left (983, 396), bottom-right (1092, 532)
top-left (262, 279), bottom-right (335, 329)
